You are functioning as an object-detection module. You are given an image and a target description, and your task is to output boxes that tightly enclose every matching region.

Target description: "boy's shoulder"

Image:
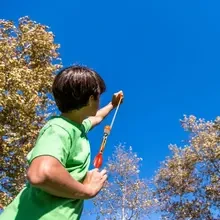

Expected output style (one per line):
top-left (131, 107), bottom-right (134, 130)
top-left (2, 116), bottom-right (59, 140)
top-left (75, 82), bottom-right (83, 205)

top-left (40, 116), bottom-right (77, 136)
top-left (40, 115), bottom-right (91, 135)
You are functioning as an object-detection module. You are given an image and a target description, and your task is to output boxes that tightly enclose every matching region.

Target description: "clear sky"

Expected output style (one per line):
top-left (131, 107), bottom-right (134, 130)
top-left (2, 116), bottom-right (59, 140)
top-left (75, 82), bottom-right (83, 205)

top-left (1, 0), bottom-right (220, 219)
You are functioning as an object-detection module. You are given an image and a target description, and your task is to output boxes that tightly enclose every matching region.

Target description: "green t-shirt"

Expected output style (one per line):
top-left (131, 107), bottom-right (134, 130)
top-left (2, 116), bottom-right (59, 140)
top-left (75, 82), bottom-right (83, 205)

top-left (0, 116), bottom-right (92, 220)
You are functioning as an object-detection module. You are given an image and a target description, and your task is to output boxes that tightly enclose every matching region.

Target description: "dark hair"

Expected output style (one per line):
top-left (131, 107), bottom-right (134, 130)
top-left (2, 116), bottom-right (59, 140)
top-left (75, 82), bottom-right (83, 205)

top-left (52, 65), bottom-right (106, 113)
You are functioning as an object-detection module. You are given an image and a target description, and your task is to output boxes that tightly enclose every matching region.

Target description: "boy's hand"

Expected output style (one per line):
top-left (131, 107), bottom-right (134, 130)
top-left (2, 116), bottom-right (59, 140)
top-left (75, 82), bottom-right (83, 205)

top-left (83, 168), bottom-right (107, 198)
top-left (111, 90), bottom-right (124, 108)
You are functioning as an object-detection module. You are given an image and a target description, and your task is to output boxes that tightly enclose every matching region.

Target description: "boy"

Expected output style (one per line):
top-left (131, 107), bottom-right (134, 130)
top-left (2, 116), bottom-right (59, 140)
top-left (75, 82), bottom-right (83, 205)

top-left (0, 65), bottom-right (123, 220)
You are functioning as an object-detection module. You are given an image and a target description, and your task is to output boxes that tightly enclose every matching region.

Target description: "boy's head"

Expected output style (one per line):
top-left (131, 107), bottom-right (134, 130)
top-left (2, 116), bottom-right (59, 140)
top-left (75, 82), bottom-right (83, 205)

top-left (52, 65), bottom-right (106, 116)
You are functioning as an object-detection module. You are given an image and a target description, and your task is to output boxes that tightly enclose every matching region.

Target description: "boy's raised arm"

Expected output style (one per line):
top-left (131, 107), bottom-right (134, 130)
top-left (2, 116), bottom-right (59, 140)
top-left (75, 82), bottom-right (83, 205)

top-left (89, 90), bottom-right (123, 128)
top-left (88, 102), bottom-right (114, 128)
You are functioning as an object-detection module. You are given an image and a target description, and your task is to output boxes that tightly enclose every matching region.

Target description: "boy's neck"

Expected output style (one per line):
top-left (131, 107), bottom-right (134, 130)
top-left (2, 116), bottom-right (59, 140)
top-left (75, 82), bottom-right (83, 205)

top-left (61, 111), bottom-right (86, 124)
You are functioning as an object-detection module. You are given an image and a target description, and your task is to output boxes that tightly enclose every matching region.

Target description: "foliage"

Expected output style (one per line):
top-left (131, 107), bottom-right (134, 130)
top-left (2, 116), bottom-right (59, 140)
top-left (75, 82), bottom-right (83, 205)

top-left (89, 144), bottom-right (157, 220)
top-left (154, 115), bottom-right (220, 220)
top-left (0, 16), bottom-right (62, 207)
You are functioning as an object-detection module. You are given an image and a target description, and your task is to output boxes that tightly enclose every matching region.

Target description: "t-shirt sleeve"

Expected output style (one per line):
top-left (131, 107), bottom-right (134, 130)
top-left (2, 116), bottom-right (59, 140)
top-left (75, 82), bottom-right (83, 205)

top-left (27, 125), bottom-right (71, 167)
top-left (82, 118), bottom-right (92, 133)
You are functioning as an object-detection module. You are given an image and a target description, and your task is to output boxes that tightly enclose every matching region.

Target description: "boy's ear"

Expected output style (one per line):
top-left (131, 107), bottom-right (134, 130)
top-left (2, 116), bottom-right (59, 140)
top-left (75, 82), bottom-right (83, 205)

top-left (88, 95), bottom-right (95, 106)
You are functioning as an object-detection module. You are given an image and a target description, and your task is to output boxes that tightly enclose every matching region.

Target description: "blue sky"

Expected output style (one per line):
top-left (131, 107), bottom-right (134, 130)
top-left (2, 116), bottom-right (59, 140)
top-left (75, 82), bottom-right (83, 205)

top-left (1, 0), bottom-right (220, 219)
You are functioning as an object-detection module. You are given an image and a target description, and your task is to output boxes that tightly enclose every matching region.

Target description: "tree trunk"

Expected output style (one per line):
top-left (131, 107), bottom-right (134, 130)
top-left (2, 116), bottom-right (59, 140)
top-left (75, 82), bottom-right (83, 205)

top-left (122, 192), bottom-right (125, 220)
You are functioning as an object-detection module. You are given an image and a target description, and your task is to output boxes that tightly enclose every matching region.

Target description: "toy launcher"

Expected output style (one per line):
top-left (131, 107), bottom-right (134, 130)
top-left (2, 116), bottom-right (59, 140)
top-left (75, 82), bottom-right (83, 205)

top-left (93, 93), bottom-right (123, 168)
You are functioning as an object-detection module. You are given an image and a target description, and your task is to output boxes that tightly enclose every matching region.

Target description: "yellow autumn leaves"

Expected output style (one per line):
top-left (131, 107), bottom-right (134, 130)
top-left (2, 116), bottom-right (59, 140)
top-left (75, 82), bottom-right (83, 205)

top-left (90, 144), bottom-right (156, 219)
top-left (154, 115), bottom-right (220, 219)
top-left (0, 16), bottom-right (62, 207)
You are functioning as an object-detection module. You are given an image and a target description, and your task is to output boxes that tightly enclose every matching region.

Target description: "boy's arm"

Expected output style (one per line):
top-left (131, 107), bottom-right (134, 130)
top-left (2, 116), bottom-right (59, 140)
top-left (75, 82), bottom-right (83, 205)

top-left (88, 91), bottom-right (123, 128)
top-left (27, 156), bottom-right (106, 199)
top-left (88, 102), bottom-right (114, 128)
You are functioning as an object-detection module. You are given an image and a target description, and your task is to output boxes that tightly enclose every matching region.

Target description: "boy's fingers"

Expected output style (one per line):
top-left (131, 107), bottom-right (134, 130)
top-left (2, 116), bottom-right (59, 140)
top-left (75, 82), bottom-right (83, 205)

top-left (90, 168), bottom-right (99, 172)
top-left (102, 174), bottom-right (108, 182)
top-left (100, 169), bottom-right (107, 176)
top-left (118, 90), bottom-right (123, 96)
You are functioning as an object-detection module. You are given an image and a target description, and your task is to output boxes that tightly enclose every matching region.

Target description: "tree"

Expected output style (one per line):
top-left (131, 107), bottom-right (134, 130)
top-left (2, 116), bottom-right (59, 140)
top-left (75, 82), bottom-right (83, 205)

top-left (0, 16), bottom-right (62, 208)
top-left (154, 115), bottom-right (220, 220)
top-left (89, 144), bottom-right (157, 220)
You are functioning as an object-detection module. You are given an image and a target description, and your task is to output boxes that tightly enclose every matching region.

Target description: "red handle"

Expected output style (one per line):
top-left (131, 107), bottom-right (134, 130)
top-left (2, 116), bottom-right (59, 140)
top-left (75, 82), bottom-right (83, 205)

top-left (93, 152), bottom-right (103, 168)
